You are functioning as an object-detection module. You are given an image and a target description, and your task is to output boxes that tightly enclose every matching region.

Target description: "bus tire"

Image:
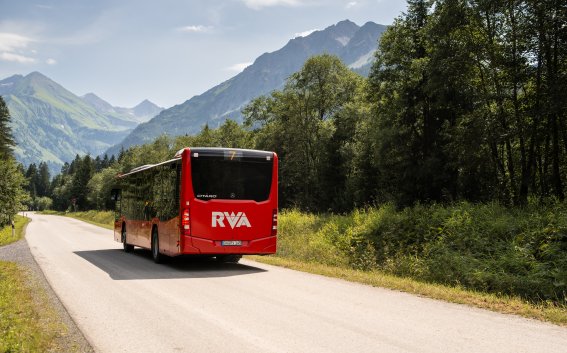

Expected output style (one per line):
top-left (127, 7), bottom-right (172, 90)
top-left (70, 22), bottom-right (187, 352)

top-left (122, 226), bottom-right (133, 253)
top-left (151, 228), bottom-right (162, 264)
top-left (216, 255), bottom-right (242, 263)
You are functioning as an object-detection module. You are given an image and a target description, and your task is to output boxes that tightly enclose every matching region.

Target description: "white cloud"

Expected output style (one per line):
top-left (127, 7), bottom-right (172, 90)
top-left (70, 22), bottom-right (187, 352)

top-left (294, 29), bottom-right (318, 38)
top-left (242, 0), bottom-right (302, 10)
top-left (178, 25), bottom-right (213, 33)
top-left (0, 52), bottom-right (36, 63)
top-left (346, 1), bottom-right (358, 9)
top-left (46, 58), bottom-right (57, 65)
top-left (0, 32), bottom-right (38, 63)
top-left (226, 62), bottom-right (252, 72)
top-left (0, 32), bottom-right (34, 52)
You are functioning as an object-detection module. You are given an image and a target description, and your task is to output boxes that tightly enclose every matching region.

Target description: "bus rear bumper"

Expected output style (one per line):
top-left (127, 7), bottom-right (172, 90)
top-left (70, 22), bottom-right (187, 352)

top-left (182, 235), bottom-right (276, 255)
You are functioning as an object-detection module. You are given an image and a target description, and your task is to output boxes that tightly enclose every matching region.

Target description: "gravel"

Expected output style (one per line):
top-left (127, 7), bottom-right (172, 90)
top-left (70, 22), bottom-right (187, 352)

top-left (0, 220), bottom-right (94, 353)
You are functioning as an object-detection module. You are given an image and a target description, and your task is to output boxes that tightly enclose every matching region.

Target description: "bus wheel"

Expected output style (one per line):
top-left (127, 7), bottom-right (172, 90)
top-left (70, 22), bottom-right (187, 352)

top-left (122, 227), bottom-right (133, 253)
top-left (151, 228), bottom-right (162, 264)
top-left (216, 255), bottom-right (242, 263)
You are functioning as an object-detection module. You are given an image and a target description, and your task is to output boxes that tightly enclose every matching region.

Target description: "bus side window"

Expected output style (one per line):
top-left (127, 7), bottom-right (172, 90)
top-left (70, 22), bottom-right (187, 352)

top-left (111, 188), bottom-right (121, 221)
top-left (110, 188), bottom-right (121, 201)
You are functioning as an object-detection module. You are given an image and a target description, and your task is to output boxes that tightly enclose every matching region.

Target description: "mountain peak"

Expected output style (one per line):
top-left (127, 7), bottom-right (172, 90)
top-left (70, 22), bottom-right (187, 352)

top-left (336, 19), bottom-right (358, 28)
top-left (132, 99), bottom-right (163, 118)
top-left (327, 19), bottom-right (359, 33)
top-left (26, 71), bottom-right (51, 82)
top-left (134, 99), bottom-right (159, 109)
top-left (82, 92), bottom-right (115, 113)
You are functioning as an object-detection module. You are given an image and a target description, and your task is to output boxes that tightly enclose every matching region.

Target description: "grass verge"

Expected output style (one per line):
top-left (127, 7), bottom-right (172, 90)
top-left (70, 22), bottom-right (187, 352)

top-left (41, 210), bottom-right (113, 230)
top-left (248, 255), bottom-right (567, 326)
top-left (0, 261), bottom-right (68, 352)
top-left (0, 215), bottom-right (31, 247)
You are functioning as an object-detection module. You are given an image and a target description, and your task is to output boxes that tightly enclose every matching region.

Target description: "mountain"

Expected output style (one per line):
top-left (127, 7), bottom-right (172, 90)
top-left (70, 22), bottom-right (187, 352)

top-left (0, 72), bottom-right (158, 174)
top-left (108, 20), bottom-right (386, 155)
top-left (130, 99), bottom-right (164, 121)
top-left (81, 94), bottom-right (163, 124)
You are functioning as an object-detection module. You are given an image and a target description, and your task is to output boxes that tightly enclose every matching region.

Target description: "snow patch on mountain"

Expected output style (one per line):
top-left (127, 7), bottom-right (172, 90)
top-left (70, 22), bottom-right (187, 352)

top-left (335, 36), bottom-right (351, 46)
top-left (348, 50), bottom-right (375, 69)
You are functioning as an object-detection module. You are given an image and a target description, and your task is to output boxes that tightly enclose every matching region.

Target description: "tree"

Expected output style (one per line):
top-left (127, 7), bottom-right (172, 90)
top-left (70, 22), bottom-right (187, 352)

top-left (368, 0), bottom-right (447, 205)
top-left (37, 162), bottom-right (51, 197)
top-left (87, 167), bottom-right (119, 210)
top-left (0, 158), bottom-right (28, 224)
top-left (70, 155), bottom-right (95, 210)
top-left (25, 163), bottom-right (39, 200)
top-left (0, 96), bottom-right (15, 159)
top-left (245, 54), bottom-right (364, 210)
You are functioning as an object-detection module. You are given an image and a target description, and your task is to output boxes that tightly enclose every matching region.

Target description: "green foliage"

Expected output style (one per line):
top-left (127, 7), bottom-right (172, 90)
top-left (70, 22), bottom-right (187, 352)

top-left (87, 167), bottom-right (119, 210)
top-left (50, 154), bottom-right (95, 211)
top-left (277, 202), bottom-right (567, 304)
top-left (34, 197), bottom-right (53, 211)
top-left (0, 96), bottom-right (30, 223)
top-left (66, 210), bottom-right (114, 229)
top-left (0, 95), bottom-right (15, 159)
top-left (366, 0), bottom-right (567, 206)
top-left (0, 158), bottom-right (29, 225)
top-left (0, 261), bottom-right (64, 352)
top-left (0, 215), bottom-right (30, 247)
top-left (245, 54), bottom-right (366, 210)
top-left (24, 161), bottom-right (52, 211)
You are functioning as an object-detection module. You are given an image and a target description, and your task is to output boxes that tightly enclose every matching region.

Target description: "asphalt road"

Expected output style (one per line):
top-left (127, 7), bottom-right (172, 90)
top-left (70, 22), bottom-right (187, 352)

top-left (26, 213), bottom-right (567, 353)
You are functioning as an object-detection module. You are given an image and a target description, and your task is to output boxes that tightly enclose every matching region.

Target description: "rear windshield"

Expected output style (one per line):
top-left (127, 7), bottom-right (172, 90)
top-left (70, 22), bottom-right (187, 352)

top-left (191, 150), bottom-right (273, 202)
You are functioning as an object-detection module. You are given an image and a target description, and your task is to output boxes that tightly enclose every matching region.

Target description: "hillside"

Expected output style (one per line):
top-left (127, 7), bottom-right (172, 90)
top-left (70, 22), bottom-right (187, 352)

top-left (81, 94), bottom-right (163, 124)
top-left (0, 72), bottom-right (160, 173)
top-left (108, 20), bottom-right (386, 155)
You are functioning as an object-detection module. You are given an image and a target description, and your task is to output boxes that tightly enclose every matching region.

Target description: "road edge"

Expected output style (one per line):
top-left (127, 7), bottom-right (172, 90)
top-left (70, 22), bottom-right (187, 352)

top-left (0, 214), bottom-right (95, 352)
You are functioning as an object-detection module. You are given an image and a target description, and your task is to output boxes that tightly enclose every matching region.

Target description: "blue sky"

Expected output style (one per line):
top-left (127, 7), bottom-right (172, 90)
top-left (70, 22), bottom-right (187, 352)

top-left (0, 0), bottom-right (407, 108)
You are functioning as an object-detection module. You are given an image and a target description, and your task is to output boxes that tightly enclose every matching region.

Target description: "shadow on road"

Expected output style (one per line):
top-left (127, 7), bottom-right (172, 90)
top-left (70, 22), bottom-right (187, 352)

top-left (74, 249), bottom-right (267, 280)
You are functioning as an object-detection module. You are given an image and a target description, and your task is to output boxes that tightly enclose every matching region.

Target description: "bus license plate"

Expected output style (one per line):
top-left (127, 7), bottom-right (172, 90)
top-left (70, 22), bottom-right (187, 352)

top-left (221, 240), bottom-right (242, 246)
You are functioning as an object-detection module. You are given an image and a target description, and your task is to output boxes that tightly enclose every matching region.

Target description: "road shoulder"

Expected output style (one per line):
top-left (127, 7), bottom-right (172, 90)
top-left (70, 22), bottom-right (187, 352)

top-left (0, 234), bottom-right (94, 352)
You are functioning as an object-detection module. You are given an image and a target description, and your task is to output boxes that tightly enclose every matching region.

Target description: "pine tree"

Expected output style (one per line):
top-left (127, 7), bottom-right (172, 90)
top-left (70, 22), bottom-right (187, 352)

top-left (0, 96), bottom-right (15, 159)
top-left (38, 162), bottom-right (51, 197)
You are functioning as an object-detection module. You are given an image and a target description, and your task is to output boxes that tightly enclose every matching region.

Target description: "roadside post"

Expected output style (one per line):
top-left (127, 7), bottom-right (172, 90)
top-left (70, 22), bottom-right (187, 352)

top-left (11, 220), bottom-right (15, 238)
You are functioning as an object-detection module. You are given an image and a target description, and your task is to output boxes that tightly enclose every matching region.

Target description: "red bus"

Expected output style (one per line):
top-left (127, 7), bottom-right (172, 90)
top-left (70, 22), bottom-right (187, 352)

top-left (111, 147), bottom-right (278, 263)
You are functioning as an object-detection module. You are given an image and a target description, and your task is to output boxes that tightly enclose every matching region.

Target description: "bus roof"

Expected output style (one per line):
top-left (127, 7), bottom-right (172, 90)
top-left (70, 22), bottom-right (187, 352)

top-left (174, 147), bottom-right (274, 158)
top-left (117, 147), bottom-right (275, 179)
top-left (117, 157), bottom-right (180, 178)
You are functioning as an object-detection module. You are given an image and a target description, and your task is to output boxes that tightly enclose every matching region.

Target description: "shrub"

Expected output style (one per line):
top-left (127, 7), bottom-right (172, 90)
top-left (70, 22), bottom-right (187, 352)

top-left (277, 201), bottom-right (567, 304)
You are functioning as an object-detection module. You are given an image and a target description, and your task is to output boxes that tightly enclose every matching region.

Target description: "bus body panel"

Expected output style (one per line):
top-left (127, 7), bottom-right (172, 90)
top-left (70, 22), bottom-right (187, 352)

top-left (126, 219), bottom-right (151, 249)
top-left (190, 199), bottom-right (273, 240)
top-left (159, 216), bottom-right (179, 254)
top-left (188, 235), bottom-right (276, 254)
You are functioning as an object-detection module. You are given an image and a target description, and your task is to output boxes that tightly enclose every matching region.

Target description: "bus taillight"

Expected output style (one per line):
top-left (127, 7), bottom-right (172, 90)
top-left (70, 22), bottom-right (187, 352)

top-left (182, 209), bottom-right (191, 235)
top-left (271, 209), bottom-right (278, 236)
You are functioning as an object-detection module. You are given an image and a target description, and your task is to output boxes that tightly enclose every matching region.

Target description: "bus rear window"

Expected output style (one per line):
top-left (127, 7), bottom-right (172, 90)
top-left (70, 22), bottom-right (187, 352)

top-left (191, 153), bottom-right (273, 202)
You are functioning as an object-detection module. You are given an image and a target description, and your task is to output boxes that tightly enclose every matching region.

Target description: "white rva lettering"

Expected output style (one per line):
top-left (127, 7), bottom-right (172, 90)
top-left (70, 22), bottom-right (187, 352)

top-left (211, 212), bottom-right (251, 229)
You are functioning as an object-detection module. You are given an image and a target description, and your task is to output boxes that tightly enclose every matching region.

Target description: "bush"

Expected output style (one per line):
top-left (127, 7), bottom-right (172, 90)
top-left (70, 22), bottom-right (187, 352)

top-left (277, 201), bottom-right (567, 304)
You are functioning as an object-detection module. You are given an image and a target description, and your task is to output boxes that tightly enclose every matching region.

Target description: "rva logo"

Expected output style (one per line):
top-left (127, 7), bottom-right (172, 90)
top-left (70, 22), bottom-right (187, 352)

top-left (212, 212), bottom-right (251, 229)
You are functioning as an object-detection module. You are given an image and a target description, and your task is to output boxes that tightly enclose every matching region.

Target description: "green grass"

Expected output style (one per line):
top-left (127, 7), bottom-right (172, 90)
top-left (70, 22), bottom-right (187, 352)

top-left (42, 210), bottom-right (114, 230)
top-left (274, 204), bottom-right (567, 304)
top-left (0, 261), bottom-right (68, 352)
top-left (0, 215), bottom-right (31, 247)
